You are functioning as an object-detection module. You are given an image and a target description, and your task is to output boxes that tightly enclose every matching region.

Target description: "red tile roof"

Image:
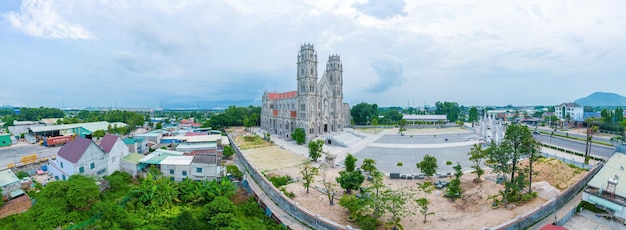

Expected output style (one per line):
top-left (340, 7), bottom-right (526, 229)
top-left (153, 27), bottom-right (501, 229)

top-left (57, 137), bottom-right (93, 163)
top-left (540, 224), bottom-right (567, 230)
top-left (99, 134), bottom-right (119, 153)
top-left (268, 91), bottom-right (297, 100)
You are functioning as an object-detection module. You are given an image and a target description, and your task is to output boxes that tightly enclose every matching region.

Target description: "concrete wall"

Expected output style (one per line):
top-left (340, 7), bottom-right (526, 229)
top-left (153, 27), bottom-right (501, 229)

top-left (160, 164), bottom-right (190, 182)
top-left (106, 139), bottom-right (130, 175)
top-left (490, 162), bottom-right (604, 229)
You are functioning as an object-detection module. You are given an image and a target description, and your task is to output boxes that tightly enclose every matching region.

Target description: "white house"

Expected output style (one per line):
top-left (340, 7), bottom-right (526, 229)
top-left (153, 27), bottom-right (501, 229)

top-left (555, 103), bottom-right (584, 122)
top-left (583, 152), bottom-right (626, 220)
top-left (160, 156), bottom-right (195, 182)
top-left (48, 137), bottom-right (108, 181)
top-left (120, 153), bottom-right (146, 177)
top-left (99, 134), bottom-right (130, 175)
top-left (190, 153), bottom-right (225, 181)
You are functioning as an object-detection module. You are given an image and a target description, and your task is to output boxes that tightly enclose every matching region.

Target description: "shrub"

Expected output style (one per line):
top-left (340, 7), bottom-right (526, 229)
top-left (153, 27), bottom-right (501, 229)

top-left (15, 171), bottom-right (29, 179)
top-left (280, 187), bottom-right (295, 198)
top-left (446, 161), bottom-right (452, 165)
top-left (397, 162), bottom-right (403, 167)
top-left (226, 165), bottom-right (243, 179)
top-left (268, 175), bottom-right (292, 187)
top-left (357, 215), bottom-right (380, 230)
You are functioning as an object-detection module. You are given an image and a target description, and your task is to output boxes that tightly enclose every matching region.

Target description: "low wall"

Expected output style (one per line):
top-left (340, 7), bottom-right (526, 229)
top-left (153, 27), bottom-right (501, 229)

top-left (489, 161), bottom-right (604, 229)
top-left (227, 133), bottom-right (349, 230)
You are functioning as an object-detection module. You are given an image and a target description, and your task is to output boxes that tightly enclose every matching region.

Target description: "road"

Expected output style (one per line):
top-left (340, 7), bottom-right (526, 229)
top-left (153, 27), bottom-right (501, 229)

top-left (530, 125), bottom-right (615, 145)
top-left (532, 133), bottom-right (615, 159)
top-left (0, 142), bottom-right (60, 169)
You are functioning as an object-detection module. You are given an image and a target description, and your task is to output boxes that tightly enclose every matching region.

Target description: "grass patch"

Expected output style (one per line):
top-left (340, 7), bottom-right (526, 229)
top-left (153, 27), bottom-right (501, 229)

top-left (267, 175), bottom-right (292, 188)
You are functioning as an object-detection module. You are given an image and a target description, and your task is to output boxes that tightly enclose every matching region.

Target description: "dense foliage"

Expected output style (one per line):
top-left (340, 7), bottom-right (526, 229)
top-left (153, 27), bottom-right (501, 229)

top-left (0, 171), bottom-right (285, 230)
top-left (350, 102), bottom-right (378, 125)
top-left (202, 106), bottom-right (260, 130)
top-left (434, 101), bottom-right (461, 122)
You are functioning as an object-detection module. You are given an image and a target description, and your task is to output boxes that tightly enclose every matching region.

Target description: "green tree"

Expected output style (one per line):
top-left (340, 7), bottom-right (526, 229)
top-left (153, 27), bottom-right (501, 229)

top-left (336, 170), bottom-right (364, 194)
top-left (92, 130), bottom-right (106, 139)
top-left (171, 209), bottom-right (199, 230)
top-left (155, 121), bottom-right (163, 130)
top-left (350, 102), bottom-right (378, 125)
top-left (415, 182), bottom-right (435, 223)
top-left (398, 119), bottom-right (407, 133)
top-left (416, 155), bottom-right (438, 178)
top-left (445, 163), bottom-right (463, 199)
top-left (371, 118), bottom-right (379, 126)
top-left (502, 124), bottom-right (536, 185)
top-left (380, 187), bottom-right (414, 229)
top-left (344, 153), bottom-right (358, 172)
top-left (308, 139), bottom-right (324, 161)
top-left (300, 162), bottom-right (318, 194)
top-left (222, 145), bottom-right (234, 159)
top-left (338, 194), bottom-right (366, 221)
top-left (467, 144), bottom-right (486, 182)
top-left (468, 106), bottom-right (479, 124)
top-left (360, 158), bottom-right (377, 175)
top-left (435, 101), bottom-right (460, 122)
top-left (292, 128), bottom-right (306, 145)
top-left (321, 168), bottom-right (338, 205)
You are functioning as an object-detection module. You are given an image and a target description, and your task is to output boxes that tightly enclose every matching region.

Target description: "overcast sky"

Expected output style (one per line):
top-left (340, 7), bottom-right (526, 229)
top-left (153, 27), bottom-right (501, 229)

top-left (1, 0), bottom-right (624, 109)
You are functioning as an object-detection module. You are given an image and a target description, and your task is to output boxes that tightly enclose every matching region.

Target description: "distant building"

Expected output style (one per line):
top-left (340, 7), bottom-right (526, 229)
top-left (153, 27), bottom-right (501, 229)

top-left (121, 153), bottom-right (145, 177)
top-left (555, 103), bottom-right (583, 122)
top-left (402, 115), bottom-right (448, 124)
top-left (583, 152), bottom-right (626, 220)
top-left (261, 44), bottom-right (351, 142)
top-left (29, 121), bottom-right (127, 139)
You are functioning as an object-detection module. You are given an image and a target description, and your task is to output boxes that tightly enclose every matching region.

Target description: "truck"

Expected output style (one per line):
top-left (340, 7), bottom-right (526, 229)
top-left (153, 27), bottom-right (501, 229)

top-left (43, 135), bottom-right (74, 147)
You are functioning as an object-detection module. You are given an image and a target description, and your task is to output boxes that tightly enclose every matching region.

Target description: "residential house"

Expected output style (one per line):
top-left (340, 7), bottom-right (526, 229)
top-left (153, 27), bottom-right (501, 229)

top-left (190, 153), bottom-right (225, 181)
top-left (583, 152), bottom-right (626, 220)
top-left (121, 153), bottom-right (146, 177)
top-left (159, 156), bottom-right (195, 182)
top-left (555, 103), bottom-right (584, 122)
top-left (99, 134), bottom-right (130, 175)
top-left (0, 169), bottom-right (23, 201)
top-left (48, 137), bottom-right (108, 181)
top-left (123, 137), bottom-right (149, 154)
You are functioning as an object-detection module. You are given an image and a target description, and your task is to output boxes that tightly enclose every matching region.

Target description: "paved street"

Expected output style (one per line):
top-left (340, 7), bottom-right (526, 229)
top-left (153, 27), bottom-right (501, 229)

top-left (532, 133), bottom-right (615, 159)
top-left (0, 142), bottom-right (59, 169)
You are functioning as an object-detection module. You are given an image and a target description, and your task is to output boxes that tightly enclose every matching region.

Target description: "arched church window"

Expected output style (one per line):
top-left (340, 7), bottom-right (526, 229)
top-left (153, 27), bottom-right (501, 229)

top-left (310, 68), bottom-right (313, 75)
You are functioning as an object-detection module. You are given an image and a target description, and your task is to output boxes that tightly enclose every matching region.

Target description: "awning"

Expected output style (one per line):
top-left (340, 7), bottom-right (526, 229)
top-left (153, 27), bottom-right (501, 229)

top-left (9, 189), bottom-right (25, 198)
top-left (589, 195), bottom-right (624, 212)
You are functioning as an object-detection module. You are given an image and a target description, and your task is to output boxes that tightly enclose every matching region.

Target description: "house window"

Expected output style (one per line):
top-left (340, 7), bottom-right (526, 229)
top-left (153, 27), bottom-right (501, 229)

top-left (60, 162), bottom-right (64, 168)
top-left (182, 170), bottom-right (187, 176)
top-left (79, 167), bottom-right (84, 173)
top-left (196, 168), bottom-right (202, 173)
top-left (62, 175), bottom-right (66, 180)
top-left (90, 163), bottom-right (95, 169)
top-left (170, 169), bottom-right (174, 175)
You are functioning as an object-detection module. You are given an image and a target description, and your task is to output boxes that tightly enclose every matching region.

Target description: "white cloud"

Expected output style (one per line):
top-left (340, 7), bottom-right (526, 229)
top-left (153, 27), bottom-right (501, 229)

top-left (3, 0), bottom-right (93, 39)
top-left (0, 0), bottom-right (625, 108)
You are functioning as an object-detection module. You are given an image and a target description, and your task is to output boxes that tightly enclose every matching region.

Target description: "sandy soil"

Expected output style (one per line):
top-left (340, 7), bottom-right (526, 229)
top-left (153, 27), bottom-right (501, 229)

top-left (241, 146), bottom-right (309, 172)
top-left (234, 127), bottom-right (588, 230)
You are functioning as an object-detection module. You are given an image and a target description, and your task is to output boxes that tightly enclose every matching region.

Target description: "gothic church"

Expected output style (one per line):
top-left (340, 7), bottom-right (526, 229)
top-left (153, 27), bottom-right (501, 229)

top-left (261, 43), bottom-right (351, 142)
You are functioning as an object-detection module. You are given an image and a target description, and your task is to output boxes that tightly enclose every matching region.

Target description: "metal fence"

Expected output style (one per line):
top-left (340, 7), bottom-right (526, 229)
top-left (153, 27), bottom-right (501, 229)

top-left (540, 152), bottom-right (593, 170)
top-left (227, 133), bottom-right (349, 230)
top-left (490, 162), bottom-right (604, 230)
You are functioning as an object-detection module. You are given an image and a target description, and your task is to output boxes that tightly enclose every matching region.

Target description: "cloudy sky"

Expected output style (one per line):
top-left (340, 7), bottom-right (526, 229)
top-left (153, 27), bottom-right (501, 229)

top-left (1, 0), bottom-right (624, 109)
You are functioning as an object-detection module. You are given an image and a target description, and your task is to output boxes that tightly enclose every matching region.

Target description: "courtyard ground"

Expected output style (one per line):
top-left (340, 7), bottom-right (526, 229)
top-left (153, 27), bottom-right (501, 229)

top-left (230, 127), bottom-right (589, 230)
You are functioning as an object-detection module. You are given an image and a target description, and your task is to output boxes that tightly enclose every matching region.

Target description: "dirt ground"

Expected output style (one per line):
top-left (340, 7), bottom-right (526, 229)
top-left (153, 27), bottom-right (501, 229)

top-left (234, 127), bottom-right (589, 229)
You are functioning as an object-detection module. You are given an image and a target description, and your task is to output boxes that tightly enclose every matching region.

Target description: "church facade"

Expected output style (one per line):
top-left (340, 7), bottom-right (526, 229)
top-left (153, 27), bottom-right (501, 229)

top-left (261, 43), bottom-right (351, 142)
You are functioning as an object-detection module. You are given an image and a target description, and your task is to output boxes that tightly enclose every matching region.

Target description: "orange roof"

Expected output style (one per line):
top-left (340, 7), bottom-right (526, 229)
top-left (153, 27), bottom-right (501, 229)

top-left (268, 91), bottom-right (297, 100)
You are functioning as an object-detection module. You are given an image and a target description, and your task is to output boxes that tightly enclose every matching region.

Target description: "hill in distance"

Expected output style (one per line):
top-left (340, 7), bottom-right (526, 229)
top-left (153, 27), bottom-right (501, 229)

top-left (574, 92), bottom-right (626, 106)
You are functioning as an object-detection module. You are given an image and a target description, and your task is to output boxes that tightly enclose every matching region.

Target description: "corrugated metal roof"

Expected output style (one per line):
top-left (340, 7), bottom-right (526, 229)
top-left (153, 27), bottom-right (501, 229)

top-left (0, 169), bottom-right (19, 187)
top-left (122, 153), bottom-right (145, 164)
top-left (160, 156), bottom-right (194, 165)
top-left (402, 115), bottom-right (448, 120)
top-left (138, 150), bottom-right (184, 164)
top-left (29, 121), bottom-right (127, 133)
top-left (99, 134), bottom-right (120, 153)
top-left (57, 137), bottom-right (97, 163)
top-left (588, 152), bottom-right (626, 197)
